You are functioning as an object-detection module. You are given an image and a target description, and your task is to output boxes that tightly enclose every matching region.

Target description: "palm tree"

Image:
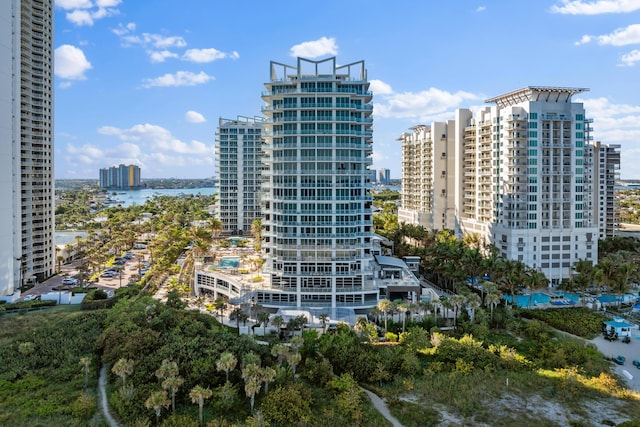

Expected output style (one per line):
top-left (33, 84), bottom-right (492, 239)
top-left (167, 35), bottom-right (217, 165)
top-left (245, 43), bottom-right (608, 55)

top-left (271, 315), bottom-right (285, 332)
top-left (466, 293), bottom-right (482, 323)
top-left (216, 351), bottom-right (238, 382)
top-left (377, 299), bottom-right (394, 335)
top-left (214, 297), bottom-right (228, 324)
top-left (285, 352), bottom-right (302, 379)
top-left (485, 291), bottom-right (501, 323)
top-left (395, 300), bottom-right (409, 333)
top-left (230, 306), bottom-right (244, 329)
top-left (431, 296), bottom-right (441, 326)
top-left (450, 294), bottom-right (466, 327)
top-left (524, 268), bottom-right (547, 308)
top-left (112, 358), bottom-right (134, 390)
top-left (271, 343), bottom-right (288, 366)
top-left (162, 375), bottom-right (184, 413)
top-left (79, 357), bottom-right (91, 389)
top-left (319, 313), bottom-right (329, 334)
top-left (261, 366), bottom-right (276, 394)
top-left (145, 389), bottom-right (170, 425)
top-left (257, 311), bottom-right (270, 336)
top-left (242, 363), bottom-right (262, 413)
top-left (190, 385), bottom-right (213, 426)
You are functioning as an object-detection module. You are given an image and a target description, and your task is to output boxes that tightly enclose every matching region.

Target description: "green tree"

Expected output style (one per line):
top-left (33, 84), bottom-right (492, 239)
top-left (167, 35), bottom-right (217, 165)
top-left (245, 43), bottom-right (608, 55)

top-left (189, 385), bottom-right (212, 426)
top-left (112, 358), bottom-right (134, 390)
top-left (252, 309), bottom-right (267, 333)
top-left (260, 384), bottom-right (312, 426)
top-left (145, 389), bottom-right (170, 425)
top-left (216, 351), bottom-right (238, 382)
top-left (79, 357), bottom-right (91, 389)
top-left (377, 299), bottom-right (394, 335)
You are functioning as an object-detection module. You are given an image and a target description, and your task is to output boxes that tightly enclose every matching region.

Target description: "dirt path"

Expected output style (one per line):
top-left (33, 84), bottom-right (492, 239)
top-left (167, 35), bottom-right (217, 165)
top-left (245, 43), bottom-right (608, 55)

top-left (361, 388), bottom-right (404, 427)
top-left (99, 364), bottom-right (120, 427)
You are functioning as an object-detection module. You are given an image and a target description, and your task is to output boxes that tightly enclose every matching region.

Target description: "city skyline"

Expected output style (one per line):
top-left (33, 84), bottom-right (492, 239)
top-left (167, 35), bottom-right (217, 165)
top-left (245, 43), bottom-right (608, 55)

top-left (54, 0), bottom-right (640, 179)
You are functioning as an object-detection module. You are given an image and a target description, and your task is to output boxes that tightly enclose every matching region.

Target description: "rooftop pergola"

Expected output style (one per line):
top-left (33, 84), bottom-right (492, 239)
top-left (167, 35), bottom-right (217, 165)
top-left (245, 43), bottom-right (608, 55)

top-left (485, 86), bottom-right (589, 108)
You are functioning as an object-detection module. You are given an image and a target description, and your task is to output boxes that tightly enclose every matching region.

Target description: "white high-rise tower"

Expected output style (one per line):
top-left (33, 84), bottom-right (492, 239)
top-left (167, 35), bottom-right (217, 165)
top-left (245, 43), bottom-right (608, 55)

top-left (259, 57), bottom-right (376, 309)
top-left (0, 0), bottom-right (55, 295)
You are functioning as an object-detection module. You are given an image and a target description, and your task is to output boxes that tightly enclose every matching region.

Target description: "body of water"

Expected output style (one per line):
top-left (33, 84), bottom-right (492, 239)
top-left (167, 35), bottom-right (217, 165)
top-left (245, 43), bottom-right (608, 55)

top-left (107, 187), bottom-right (217, 208)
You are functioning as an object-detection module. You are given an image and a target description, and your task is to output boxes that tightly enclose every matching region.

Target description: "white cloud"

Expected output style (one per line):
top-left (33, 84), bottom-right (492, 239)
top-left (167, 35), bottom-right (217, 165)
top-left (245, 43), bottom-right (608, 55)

top-left (185, 110), bottom-right (206, 123)
top-left (579, 97), bottom-right (640, 177)
top-left (551, 0), bottom-right (640, 14)
top-left (141, 71), bottom-right (213, 88)
top-left (96, 0), bottom-right (121, 7)
top-left (56, 0), bottom-right (93, 9)
top-left (112, 22), bottom-right (136, 36)
top-left (577, 23), bottom-right (640, 46)
top-left (97, 123), bottom-right (212, 155)
top-left (54, 45), bottom-right (92, 80)
top-left (58, 0), bottom-right (120, 26)
top-left (290, 37), bottom-right (338, 58)
top-left (620, 49), bottom-right (640, 65)
top-left (119, 32), bottom-right (187, 48)
top-left (182, 48), bottom-right (227, 63)
top-left (147, 50), bottom-right (179, 63)
top-left (476, 6), bottom-right (487, 12)
top-left (66, 9), bottom-right (93, 26)
top-left (369, 80), bottom-right (393, 95)
top-left (373, 86), bottom-right (482, 120)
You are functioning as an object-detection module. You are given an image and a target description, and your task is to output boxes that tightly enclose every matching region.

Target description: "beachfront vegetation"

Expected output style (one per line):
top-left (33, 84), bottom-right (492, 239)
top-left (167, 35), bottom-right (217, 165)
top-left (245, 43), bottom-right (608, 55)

top-left (1, 296), bottom-right (639, 426)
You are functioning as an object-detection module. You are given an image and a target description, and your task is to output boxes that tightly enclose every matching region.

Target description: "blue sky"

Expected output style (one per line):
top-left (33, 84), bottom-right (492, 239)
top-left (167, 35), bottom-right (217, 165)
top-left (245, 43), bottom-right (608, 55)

top-left (54, 0), bottom-right (640, 180)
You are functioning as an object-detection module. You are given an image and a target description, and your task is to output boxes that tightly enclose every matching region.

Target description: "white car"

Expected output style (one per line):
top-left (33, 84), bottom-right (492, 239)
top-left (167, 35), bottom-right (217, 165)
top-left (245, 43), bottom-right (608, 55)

top-left (61, 278), bottom-right (78, 286)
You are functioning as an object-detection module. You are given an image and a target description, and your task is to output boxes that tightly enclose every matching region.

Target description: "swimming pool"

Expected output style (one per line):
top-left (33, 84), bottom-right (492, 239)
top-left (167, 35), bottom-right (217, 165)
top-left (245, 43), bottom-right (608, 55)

top-left (505, 292), bottom-right (580, 308)
top-left (217, 257), bottom-right (240, 268)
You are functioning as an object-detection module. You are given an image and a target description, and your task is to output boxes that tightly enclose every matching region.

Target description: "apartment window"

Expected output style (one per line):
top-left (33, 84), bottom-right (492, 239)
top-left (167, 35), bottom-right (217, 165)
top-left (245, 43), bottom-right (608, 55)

top-left (528, 140), bottom-right (538, 147)
top-left (528, 122), bottom-right (538, 128)
top-left (528, 131), bottom-right (538, 138)
top-left (530, 113), bottom-right (538, 119)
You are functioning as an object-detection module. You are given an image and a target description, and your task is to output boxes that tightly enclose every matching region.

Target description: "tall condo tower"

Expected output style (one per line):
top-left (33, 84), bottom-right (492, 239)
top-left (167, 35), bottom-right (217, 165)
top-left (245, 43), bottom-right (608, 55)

top-left (260, 57), bottom-right (376, 309)
top-left (215, 116), bottom-right (264, 235)
top-left (0, 0), bottom-right (55, 295)
top-left (399, 87), bottom-right (617, 285)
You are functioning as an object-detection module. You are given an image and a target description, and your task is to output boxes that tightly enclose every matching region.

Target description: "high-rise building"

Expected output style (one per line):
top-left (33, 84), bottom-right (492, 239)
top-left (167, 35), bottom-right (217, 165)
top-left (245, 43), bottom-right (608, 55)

top-left (397, 122), bottom-right (457, 230)
top-left (585, 141), bottom-right (620, 239)
top-left (378, 168), bottom-right (391, 185)
top-left (215, 116), bottom-right (264, 235)
top-left (0, 0), bottom-right (55, 295)
top-left (99, 164), bottom-right (141, 189)
top-left (259, 57), bottom-right (376, 309)
top-left (399, 87), bottom-right (619, 285)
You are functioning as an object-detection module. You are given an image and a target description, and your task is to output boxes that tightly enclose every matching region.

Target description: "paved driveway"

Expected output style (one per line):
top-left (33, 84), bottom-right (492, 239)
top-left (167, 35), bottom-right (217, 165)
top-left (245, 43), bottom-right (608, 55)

top-left (590, 326), bottom-right (640, 391)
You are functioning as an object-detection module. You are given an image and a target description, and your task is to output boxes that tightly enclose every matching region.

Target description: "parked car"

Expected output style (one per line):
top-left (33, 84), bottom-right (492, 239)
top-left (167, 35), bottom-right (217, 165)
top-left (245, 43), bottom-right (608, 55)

top-left (101, 271), bottom-right (117, 278)
top-left (61, 277), bottom-right (78, 286)
top-left (613, 355), bottom-right (626, 365)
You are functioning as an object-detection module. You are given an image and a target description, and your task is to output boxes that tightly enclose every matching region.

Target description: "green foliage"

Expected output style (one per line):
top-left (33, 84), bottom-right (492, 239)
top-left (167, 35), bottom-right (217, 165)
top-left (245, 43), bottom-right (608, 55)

top-left (261, 383), bottom-right (312, 426)
top-left (385, 332), bottom-right (398, 342)
top-left (387, 398), bottom-right (440, 427)
top-left (521, 308), bottom-right (608, 339)
top-left (0, 310), bottom-right (105, 424)
top-left (160, 414), bottom-right (199, 427)
top-left (70, 391), bottom-right (97, 421)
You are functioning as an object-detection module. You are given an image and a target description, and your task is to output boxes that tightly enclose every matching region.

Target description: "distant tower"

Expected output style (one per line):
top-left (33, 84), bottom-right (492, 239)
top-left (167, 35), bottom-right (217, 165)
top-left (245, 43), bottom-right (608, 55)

top-left (215, 116), bottom-right (264, 235)
top-left (260, 57), bottom-right (376, 309)
top-left (99, 165), bottom-right (141, 189)
top-left (0, 0), bottom-right (55, 295)
top-left (378, 168), bottom-right (391, 185)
